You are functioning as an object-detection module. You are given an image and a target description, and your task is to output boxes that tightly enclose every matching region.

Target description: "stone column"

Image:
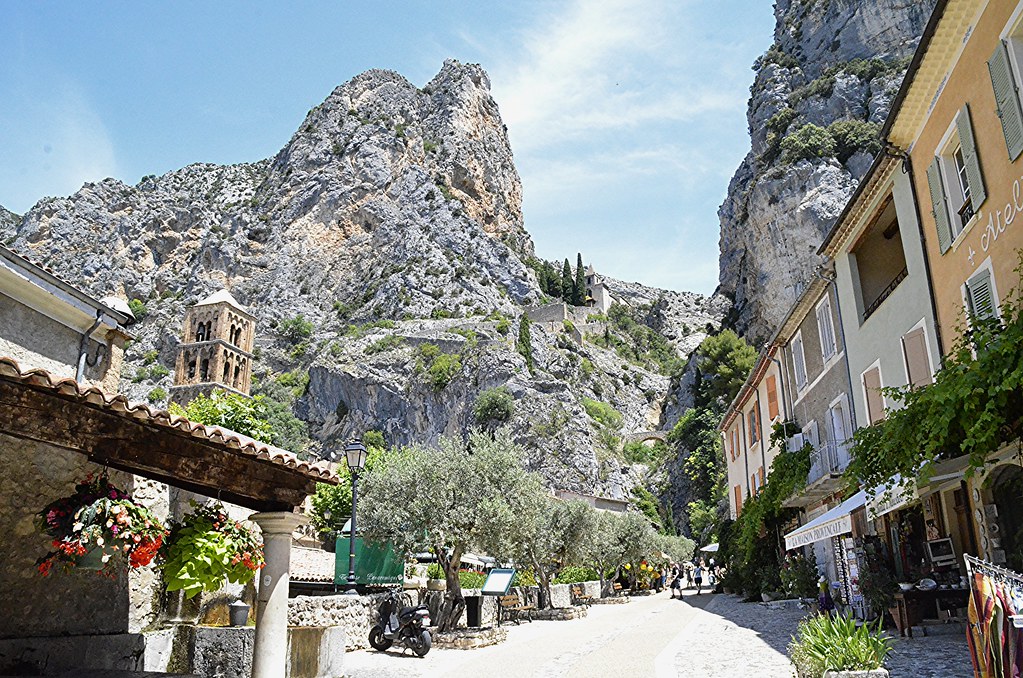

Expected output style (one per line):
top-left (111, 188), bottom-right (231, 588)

top-left (251, 511), bottom-right (305, 678)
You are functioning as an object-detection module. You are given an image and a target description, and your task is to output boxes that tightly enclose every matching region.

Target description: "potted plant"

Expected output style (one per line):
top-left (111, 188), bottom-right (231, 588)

top-left (426, 563), bottom-right (446, 591)
top-left (161, 502), bottom-right (264, 598)
top-left (788, 614), bottom-right (892, 677)
top-left (781, 552), bottom-right (820, 600)
top-left (36, 474), bottom-right (167, 576)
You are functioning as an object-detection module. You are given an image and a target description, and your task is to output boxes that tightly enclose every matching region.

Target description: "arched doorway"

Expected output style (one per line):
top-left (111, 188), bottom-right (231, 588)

top-left (990, 464), bottom-right (1023, 572)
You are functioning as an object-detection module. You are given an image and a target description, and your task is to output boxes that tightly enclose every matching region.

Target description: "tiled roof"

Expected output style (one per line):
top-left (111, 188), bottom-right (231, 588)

top-left (0, 356), bottom-right (338, 484)
top-left (290, 546), bottom-right (336, 583)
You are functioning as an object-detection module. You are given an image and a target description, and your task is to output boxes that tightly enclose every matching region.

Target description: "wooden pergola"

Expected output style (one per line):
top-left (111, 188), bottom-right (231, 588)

top-left (0, 356), bottom-right (339, 677)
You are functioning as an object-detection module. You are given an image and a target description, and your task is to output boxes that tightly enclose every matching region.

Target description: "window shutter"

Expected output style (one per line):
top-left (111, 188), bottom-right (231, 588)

top-left (957, 104), bottom-right (987, 209)
top-left (805, 420), bottom-right (819, 448)
top-left (862, 367), bottom-right (885, 425)
top-left (816, 300), bottom-right (836, 359)
top-left (792, 336), bottom-right (807, 388)
top-left (927, 158), bottom-right (953, 253)
top-left (902, 327), bottom-right (932, 388)
top-left (989, 42), bottom-right (1023, 161)
top-left (734, 485), bottom-right (743, 514)
top-left (966, 269), bottom-right (996, 320)
top-left (766, 375), bottom-right (779, 420)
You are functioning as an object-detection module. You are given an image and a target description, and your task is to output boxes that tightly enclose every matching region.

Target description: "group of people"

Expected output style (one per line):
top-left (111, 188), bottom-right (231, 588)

top-left (665, 558), bottom-right (719, 597)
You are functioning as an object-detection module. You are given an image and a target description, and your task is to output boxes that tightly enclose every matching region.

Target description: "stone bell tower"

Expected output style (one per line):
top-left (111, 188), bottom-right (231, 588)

top-left (169, 290), bottom-right (255, 405)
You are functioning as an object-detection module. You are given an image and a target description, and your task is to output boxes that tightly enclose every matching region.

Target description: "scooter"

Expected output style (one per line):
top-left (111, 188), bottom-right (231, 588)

top-left (368, 589), bottom-right (432, 657)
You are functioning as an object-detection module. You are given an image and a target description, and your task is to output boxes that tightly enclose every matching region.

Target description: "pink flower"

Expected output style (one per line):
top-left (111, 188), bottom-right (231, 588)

top-left (109, 491), bottom-right (117, 499)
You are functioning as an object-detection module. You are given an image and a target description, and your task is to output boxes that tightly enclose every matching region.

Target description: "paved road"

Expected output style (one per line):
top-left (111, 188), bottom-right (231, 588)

top-left (343, 589), bottom-right (743, 678)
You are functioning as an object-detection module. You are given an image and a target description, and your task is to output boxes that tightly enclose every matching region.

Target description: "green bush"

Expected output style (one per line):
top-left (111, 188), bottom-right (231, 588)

top-left (495, 316), bottom-right (511, 335)
top-left (142, 350), bottom-right (159, 365)
top-left (781, 124), bottom-right (836, 163)
top-left (147, 387), bottom-right (168, 403)
top-left (552, 566), bottom-right (599, 584)
top-left (428, 353), bottom-right (461, 390)
top-left (512, 569), bottom-right (537, 587)
top-left (623, 440), bottom-right (667, 465)
top-left (828, 119), bottom-right (882, 163)
top-left (280, 314), bottom-right (314, 342)
top-left (365, 335), bottom-right (404, 354)
top-left (579, 358), bottom-right (595, 379)
top-left (563, 319), bottom-right (576, 334)
top-left (766, 107), bottom-right (798, 136)
top-left (474, 387), bottom-right (514, 424)
top-left (581, 398), bottom-right (623, 430)
top-left (150, 364), bottom-right (170, 379)
top-left (780, 552), bottom-right (820, 599)
top-left (516, 315), bottom-right (534, 372)
top-left (458, 570), bottom-right (486, 589)
top-left (791, 74), bottom-right (836, 103)
top-left (788, 614), bottom-right (892, 678)
top-left (128, 298), bottom-right (148, 320)
top-left (426, 563), bottom-right (444, 580)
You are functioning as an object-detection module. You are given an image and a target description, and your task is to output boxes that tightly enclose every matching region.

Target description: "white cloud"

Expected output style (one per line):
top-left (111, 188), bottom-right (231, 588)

top-left (0, 82), bottom-right (119, 212)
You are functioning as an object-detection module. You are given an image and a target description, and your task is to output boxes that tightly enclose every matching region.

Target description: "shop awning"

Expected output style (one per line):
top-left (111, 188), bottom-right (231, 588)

top-left (784, 491), bottom-right (866, 550)
top-left (866, 474), bottom-right (918, 520)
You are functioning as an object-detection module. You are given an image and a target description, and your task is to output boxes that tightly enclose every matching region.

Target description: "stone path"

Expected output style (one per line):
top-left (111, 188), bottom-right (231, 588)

top-left (341, 589), bottom-right (974, 677)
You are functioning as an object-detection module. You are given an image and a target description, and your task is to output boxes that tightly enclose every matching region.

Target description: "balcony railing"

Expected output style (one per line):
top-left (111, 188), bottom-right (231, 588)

top-left (807, 439), bottom-right (851, 485)
top-left (862, 267), bottom-right (908, 321)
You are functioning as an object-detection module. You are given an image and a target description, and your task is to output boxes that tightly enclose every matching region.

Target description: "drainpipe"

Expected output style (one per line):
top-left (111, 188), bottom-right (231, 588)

top-left (767, 350), bottom-right (789, 423)
top-left (888, 145), bottom-right (946, 363)
top-left (814, 265), bottom-right (858, 429)
top-left (754, 389), bottom-right (767, 487)
top-left (76, 312), bottom-right (105, 384)
top-left (738, 404), bottom-right (752, 499)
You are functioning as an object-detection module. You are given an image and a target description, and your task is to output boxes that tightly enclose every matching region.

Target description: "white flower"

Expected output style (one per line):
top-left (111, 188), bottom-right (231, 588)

top-left (101, 552), bottom-right (111, 563)
top-left (106, 519), bottom-right (114, 528)
top-left (73, 522), bottom-right (84, 532)
top-left (96, 536), bottom-right (105, 546)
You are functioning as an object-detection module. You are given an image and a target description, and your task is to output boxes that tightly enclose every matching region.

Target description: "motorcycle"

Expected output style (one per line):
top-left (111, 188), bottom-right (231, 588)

top-left (368, 589), bottom-right (432, 657)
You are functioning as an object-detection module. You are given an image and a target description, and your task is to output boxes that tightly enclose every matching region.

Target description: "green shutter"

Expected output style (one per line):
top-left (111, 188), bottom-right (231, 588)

top-left (957, 104), bottom-right (986, 208)
top-left (988, 41), bottom-right (1023, 161)
top-left (926, 158), bottom-right (953, 253)
top-left (966, 269), bottom-right (996, 320)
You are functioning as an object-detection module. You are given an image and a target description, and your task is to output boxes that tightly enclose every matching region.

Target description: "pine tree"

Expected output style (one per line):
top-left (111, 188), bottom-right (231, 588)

top-left (561, 259), bottom-right (573, 301)
top-left (574, 253), bottom-right (586, 306)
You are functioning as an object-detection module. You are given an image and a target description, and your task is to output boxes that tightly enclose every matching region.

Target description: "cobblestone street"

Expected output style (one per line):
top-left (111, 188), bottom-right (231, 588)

top-left (342, 589), bottom-right (975, 677)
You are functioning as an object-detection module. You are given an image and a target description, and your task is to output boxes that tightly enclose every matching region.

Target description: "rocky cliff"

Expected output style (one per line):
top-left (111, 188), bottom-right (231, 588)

top-left (3, 60), bottom-right (726, 502)
top-left (718, 0), bottom-right (935, 341)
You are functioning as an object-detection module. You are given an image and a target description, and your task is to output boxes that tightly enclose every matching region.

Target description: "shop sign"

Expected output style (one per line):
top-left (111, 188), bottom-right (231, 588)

top-left (785, 514), bottom-right (853, 550)
top-left (967, 174), bottom-right (1022, 267)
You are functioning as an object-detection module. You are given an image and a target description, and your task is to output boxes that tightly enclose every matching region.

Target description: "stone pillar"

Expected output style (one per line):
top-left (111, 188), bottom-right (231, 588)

top-left (250, 511), bottom-right (305, 678)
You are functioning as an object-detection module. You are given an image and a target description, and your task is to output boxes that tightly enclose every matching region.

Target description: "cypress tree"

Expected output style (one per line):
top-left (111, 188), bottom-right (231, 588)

top-left (561, 259), bottom-right (573, 301)
top-left (516, 314), bottom-right (534, 372)
top-left (574, 253), bottom-right (586, 306)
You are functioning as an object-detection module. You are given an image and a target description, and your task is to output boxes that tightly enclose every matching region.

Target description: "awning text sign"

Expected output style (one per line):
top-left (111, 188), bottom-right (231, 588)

top-left (785, 514), bottom-right (853, 550)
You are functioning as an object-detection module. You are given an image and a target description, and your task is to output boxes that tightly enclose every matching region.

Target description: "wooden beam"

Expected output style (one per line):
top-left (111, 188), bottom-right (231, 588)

top-left (0, 380), bottom-right (317, 511)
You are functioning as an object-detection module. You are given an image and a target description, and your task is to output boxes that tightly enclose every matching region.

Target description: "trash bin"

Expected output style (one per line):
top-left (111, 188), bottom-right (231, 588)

top-left (464, 595), bottom-right (483, 627)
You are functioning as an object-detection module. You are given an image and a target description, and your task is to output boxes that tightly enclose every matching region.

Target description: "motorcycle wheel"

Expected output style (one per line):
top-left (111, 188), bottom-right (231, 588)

top-left (413, 629), bottom-right (432, 657)
top-left (369, 626), bottom-right (393, 651)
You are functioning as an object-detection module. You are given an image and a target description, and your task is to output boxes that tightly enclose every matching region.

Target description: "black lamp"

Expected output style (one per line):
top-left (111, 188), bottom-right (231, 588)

top-left (343, 439), bottom-right (367, 595)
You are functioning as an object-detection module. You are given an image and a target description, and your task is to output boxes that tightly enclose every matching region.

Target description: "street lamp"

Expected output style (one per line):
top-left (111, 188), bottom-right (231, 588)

top-left (344, 439), bottom-right (368, 595)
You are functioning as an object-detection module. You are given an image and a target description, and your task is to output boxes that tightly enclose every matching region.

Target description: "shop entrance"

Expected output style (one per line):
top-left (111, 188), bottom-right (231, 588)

top-left (991, 464), bottom-right (1023, 571)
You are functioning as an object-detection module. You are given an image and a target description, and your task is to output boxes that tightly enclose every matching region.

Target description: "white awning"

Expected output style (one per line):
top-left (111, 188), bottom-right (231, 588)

top-left (784, 491), bottom-right (866, 550)
top-left (865, 475), bottom-right (918, 520)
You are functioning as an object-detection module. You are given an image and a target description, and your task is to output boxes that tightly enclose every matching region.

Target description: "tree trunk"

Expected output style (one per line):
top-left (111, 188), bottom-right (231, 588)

top-left (537, 569), bottom-right (553, 610)
top-left (436, 545), bottom-right (465, 632)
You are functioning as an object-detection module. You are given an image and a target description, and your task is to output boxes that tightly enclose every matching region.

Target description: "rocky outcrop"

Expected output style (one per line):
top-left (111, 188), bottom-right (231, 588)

top-left (5, 61), bottom-right (726, 499)
top-left (0, 205), bottom-right (18, 241)
top-left (718, 0), bottom-right (935, 342)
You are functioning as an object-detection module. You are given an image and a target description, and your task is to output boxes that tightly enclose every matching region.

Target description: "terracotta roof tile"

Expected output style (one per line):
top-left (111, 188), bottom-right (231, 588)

top-left (0, 356), bottom-right (338, 484)
top-left (290, 546), bottom-right (336, 583)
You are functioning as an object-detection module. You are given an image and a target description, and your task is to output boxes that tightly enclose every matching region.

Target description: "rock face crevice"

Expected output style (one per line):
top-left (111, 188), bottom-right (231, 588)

top-left (3, 60), bottom-right (727, 500)
top-left (718, 0), bottom-right (935, 342)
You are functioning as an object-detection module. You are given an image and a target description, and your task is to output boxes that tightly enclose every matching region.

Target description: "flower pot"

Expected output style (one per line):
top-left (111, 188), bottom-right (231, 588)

top-left (427, 579), bottom-right (447, 591)
top-left (76, 547), bottom-right (108, 571)
top-left (229, 600), bottom-right (250, 627)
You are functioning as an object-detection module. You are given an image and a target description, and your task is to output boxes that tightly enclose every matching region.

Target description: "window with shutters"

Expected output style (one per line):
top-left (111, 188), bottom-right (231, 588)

top-left (747, 408), bottom-right (759, 445)
top-left (791, 332), bottom-right (808, 390)
top-left (766, 374), bottom-right (779, 420)
top-left (861, 365), bottom-right (885, 425)
top-left (901, 326), bottom-right (933, 388)
top-left (964, 265), bottom-right (1000, 322)
top-left (850, 196), bottom-right (908, 321)
top-left (990, 34), bottom-right (1023, 162)
top-left (928, 106), bottom-right (986, 251)
top-left (734, 485), bottom-right (743, 516)
top-left (816, 296), bottom-right (837, 360)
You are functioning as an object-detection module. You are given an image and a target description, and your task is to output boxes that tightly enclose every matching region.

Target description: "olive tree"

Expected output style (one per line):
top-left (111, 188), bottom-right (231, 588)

top-left (515, 497), bottom-right (598, 609)
top-left (359, 429), bottom-right (546, 631)
top-left (585, 511), bottom-right (656, 595)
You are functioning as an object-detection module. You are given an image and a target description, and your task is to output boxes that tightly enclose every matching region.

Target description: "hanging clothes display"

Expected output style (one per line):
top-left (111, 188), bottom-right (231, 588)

top-left (965, 555), bottom-right (1023, 678)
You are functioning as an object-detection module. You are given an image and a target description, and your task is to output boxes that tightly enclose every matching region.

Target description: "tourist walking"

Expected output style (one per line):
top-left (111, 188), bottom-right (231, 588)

top-left (694, 562), bottom-right (704, 595)
top-left (670, 564), bottom-right (682, 599)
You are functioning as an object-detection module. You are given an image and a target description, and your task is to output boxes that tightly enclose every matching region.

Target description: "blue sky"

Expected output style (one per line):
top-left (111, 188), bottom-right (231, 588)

top-left (0, 1), bottom-right (774, 295)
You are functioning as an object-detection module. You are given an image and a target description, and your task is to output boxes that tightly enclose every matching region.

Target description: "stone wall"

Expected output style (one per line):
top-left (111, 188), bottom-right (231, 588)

top-left (289, 593), bottom-right (382, 650)
top-left (0, 437), bottom-right (132, 639)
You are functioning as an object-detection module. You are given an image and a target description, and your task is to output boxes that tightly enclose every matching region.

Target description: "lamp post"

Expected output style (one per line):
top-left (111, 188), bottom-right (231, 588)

top-left (343, 439), bottom-right (367, 595)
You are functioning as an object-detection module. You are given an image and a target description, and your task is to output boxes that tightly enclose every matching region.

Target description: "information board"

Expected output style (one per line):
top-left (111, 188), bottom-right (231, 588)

top-left (481, 568), bottom-right (515, 595)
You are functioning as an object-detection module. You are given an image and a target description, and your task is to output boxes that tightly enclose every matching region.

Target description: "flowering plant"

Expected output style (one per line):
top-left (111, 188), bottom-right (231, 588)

top-left (161, 502), bottom-right (264, 598)
top-left (36, 474), bottom-right (167, 576)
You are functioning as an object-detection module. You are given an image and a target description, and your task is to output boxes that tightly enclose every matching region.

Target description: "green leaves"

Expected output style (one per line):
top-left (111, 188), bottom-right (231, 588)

top-left (169, 390), bottom-right (274, 444)
top-left (789, 614), bottom-right (892, 675)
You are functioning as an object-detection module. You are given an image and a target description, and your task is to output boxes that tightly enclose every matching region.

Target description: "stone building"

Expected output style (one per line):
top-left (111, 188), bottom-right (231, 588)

top-left (171, 289), bottom-right (255, 404)
top-left (584, 265), bottom-right (613, 313)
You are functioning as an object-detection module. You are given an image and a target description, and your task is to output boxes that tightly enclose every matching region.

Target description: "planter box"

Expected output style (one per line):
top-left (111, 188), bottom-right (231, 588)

top-left (823, 670), bottom-right (889, 677)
